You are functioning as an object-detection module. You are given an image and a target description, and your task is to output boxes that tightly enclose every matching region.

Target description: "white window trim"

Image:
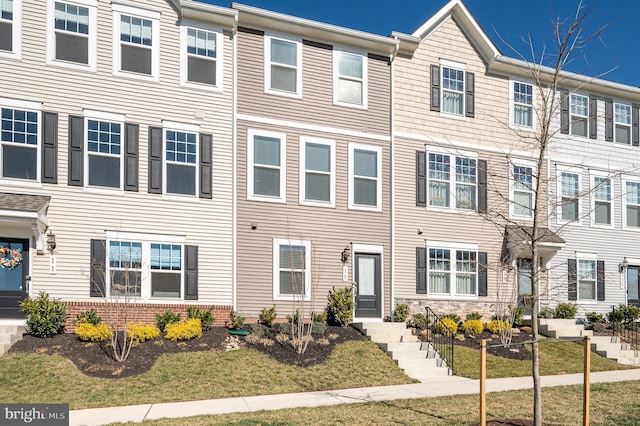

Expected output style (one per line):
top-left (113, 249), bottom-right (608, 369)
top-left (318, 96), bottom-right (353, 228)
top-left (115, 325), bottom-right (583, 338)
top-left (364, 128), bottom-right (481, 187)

top-left (247, 129), bottom-right (287, 203)
top-left (509, 78), bottom-right (535, 130)
top-left (264, 34), bottom-right (302, 99)
top-left (556, 166), bottom-right (582, 225)
top-left (426, 240), bottom-right (479, 300)
top-left (589, 170), bottom-right (614, 229)
top-left (273, 238), bottom-right (311, 301)
top-left (614, 101), bottom-right (632, 145)
top-left (46, 0), bottom-right (97, 71)
top-left (569, 92), bottom-right (589, 138)
top-left (348, 142), bottom-right (382, 212)
top-left (439, 58), bottom-right (466, 118)
top-left (0, 97), bottom-right (42, 183)
top-left (162, 121), bottom-right (200, 197)
top-left (509, 159), bottom-right (536, 219)
top-left (622, 176), bottom-right (640, 231)
top-left (83, 109), bottom-right (125, 191)
top-left (179, 20), bottom-right (223, 92)
top-left (0, 0), bottom-right (21, 59)
top-left (332, 49), bottom-right (368, 109)
top-left (426, 149), bottom-right (478, 212)
top-left (111, 3), bottom-right (160, 81)
top-left (575, 255), bottom-right (598, 303)
top-left (299, 136), bottom-right (335, 208)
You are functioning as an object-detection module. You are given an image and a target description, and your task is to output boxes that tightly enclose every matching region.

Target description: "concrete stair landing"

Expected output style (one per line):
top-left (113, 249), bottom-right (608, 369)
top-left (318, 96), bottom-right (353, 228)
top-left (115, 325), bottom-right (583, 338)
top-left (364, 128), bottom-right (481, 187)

top-left (0, 324), bottom-right (26, 356)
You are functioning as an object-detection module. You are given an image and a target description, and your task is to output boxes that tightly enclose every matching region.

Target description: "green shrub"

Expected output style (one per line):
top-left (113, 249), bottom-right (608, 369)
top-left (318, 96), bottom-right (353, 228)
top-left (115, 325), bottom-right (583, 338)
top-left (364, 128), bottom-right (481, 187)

top-left (74, 309), bottom-right (101, 326)
top-left (127, 323), bottom-right (160, 342)
top-left (485, 319), bottom-right (511, 334)
top-left (250, 323), bottom-right (269, 338)
top-left (228, 310), bottom-right (246, 330)
top-left (553, 303), bottom-right (577, 319)
top-left (286, 310), bottom-right (300, 325)
top-left (409, 313), bottom-right (428, 329)
top-left (259, 305), bottom-right (277, 326)
top-left (187, 306), bottom-right (215, 331)
top-left (311, 311), bottom-right (327, 324)
top-left (443, 313), bottom-right (461, 324)
top-left (311, 321), bottom-right (327, 336)
top-left (393, 304), bottom-right (410, 322)
top-left (619, 305), bottom-right (640, 322)
top-left (156, 311), bottom-right (181, 331)
top-left (585, 312), bottom-right (604, 324)
top-left (511, 306), bottom-right (524, 326)
top-left (165, 318), bottom-right (202, 341)
top-left (608, 308), bottom-right (624, 324)
top-left (20, 292), bottom-right (66, 338)
top-left (540, 308), bottom-right (554, 319)
top-left (434, 318), bottom-right (458, 336)
top-left (465, 312), bottom-right (482, 321)
top-left (278, 322), bottom-right (293, 335)
top-left (75, 322), bottom-right (111, 342)
top-left (326, 286), bottom-right (353, 327)
top-left (461, 319), bottom-right (484, 336)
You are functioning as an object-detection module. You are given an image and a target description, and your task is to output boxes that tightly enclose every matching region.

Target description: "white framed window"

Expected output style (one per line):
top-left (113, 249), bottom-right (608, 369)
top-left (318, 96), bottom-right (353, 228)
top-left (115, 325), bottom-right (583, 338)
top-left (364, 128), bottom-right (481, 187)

top-left (558, 169), bottom-right (581, 222)
top-left (84, 110), bottom-right (124, 190)
top-left (349, 143), bottom-right (382, 211)
top-left (163, 121), bottom-right (199, 197)
top-left (112, 3), bottom-right (159, 80)
top-left (0, 99), bottom-right (41, 182)
top-left (0, 0), bottom-right (21, 57)
top-left (510, 161), bottom-right (535, 218)
top-left (591, 173), bottom-right (612, 227)
top-left (264, 35), bottom-right (302, 98)
top-left (577, 257), bottom-right (597, 301)
top-left (570, 93), bottom-right (589, 137)
top-left (47, 0), bottom-right (96, 70)
top-left (624, 180), bottom-right (640, 229)
top-left (614, 102), bottom-right (631, 145)
top-left (299, 136), bottom-right (335, 208)
top-left (273, 238), bottom-right (311, 301)
top-left (441, 60), bottom-right (465, 116)
top-left (180, 24), bottom-right (222, 90)
top-left (333, 50), bottom-right (367, 108)
top-left (427, 151), bottom-right (477, 210)
top-left (427, 241), bottom-right (478, 298)
top-left (511, 80), bottom-right (533, 128)
top-left (247, 129), bottom-right (286, 203)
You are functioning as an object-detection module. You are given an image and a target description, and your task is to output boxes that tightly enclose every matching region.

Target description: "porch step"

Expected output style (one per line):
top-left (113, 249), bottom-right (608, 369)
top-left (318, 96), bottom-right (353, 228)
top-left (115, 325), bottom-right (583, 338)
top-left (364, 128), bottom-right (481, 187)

top-left (538, 319), bottom-right (593, 339)
top-left (352, 322), bottom-right (418, 343)
top-left (0, 325), bottom-right (26, 356)
top-left (589, 335), bottom-right (640, 364)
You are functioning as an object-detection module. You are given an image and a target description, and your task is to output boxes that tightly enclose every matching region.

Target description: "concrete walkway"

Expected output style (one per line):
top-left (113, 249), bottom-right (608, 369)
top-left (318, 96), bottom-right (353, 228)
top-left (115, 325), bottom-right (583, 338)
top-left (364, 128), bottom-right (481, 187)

top-left (69, 369), bottom-right (640, 425)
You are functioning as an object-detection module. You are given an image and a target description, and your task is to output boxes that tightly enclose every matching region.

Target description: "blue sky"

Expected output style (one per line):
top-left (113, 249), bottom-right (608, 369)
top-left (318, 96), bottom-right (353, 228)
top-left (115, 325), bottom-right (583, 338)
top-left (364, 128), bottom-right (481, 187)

top-left (202, 0), bottom-right (640, 87)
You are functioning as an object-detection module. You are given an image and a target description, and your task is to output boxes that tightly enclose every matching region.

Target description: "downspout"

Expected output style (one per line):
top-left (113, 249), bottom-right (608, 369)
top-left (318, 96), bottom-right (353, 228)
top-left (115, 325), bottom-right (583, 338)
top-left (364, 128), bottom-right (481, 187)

top-left (232, 14), bottom-right (238, 311)
top-left (389, 39), bottom-right (399, 319)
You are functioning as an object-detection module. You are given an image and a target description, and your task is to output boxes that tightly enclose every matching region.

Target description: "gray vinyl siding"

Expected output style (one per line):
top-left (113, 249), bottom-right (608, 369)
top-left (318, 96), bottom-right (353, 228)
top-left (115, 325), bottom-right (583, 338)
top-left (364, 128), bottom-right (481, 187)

top-left (0, 0), bottom-right (234, 305)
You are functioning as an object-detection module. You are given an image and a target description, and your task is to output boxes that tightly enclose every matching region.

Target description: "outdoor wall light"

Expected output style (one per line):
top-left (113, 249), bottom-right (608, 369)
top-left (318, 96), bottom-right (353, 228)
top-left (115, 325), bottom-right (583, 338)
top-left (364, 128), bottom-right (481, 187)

top-left (46, 232), bottom-right (56, 252)
top-left (341, 247), bottom-right (350, 264)
top-left (619, 257), bottom-right (629, 273)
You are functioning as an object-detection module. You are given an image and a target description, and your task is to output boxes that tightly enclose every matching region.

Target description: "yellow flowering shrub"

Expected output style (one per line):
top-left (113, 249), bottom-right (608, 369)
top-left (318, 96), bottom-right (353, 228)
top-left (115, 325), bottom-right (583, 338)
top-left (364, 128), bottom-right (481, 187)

top-left (76, 322), bottom-right (111, 342)
top-left (434, 318), bottom-right (458, 336)
top-left (126, 323), bottom-right (160, 342)
top-left (164, 318), bottom-right (202, 341)
top-left (485, 319), bottom-right (511, 334)
top-left (461, 319), bottom-right (484, 336)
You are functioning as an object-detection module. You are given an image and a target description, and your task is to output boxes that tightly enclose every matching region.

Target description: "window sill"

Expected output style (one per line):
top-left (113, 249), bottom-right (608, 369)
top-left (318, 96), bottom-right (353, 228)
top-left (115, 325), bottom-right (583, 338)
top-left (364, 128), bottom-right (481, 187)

top-left (426, 295), bottom-right (478, 301)
top-left (113, 70), bottom-right (159, 83)
top-left (590, 223), bottom-right (614, 230)
top-left (162, 194), bottom-right (201, 203)
top-left (180, 80), bottom-right (224, 93)
top-left (264, 88), bottom-right (302, 100)
top-left (438, 111), bottom-right (466, 121)
top-left (0, 179), bottom-right (41, 189)
top-left (273, 295), bottom-right (310, 302)
top-left (248, 195), bottom-right (286, 204)
top-left (426, 206), bottom-right (478, 215)
top-left (0, 51), bottom-right (21, 60)
top-left (83, 187), bottom-right (125, 196)
top-left (556, 218), bottom-right (582, 226)
top-left (333, 100), bottom-right (368, 111)
top-left (348, 204), bottom-right (382, 213)
top-left (47, 59), bottom-right (96, 73)
top-left (299, 200), bottom-right (336, 209)
top-left (622, 225), bottom-right (640, 232)
top-left (509, 123), bottom-right (535, 132)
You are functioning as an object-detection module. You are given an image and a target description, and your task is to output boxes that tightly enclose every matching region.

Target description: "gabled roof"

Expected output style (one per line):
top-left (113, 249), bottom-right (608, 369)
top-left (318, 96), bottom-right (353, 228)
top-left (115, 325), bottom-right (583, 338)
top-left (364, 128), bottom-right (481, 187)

top-left (180, 0), bottom-right (237, 30)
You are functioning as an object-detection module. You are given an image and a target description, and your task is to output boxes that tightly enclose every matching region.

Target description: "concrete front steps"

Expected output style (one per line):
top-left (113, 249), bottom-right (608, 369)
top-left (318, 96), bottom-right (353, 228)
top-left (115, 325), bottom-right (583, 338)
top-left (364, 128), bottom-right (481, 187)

top-left (0, 324), bottom-right (26, 356)
top-left (352, 322), bottom-right (451, 381)
top-left (538, 318), bottom-right (593, 339)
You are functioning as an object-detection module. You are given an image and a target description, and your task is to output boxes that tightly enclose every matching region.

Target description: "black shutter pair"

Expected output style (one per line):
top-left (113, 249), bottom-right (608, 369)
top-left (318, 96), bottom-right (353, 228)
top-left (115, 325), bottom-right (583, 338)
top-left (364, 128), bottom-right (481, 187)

top-left (148, 127), bottom-right (213, 198)
top-left (68, 116), bottom-right (139, 190)
top-left (560, 91), bottom-right (597, 138)
top-left (603, 100), bottom-right (640, 146)
top-left (430, 64), bottom-right (475, 117)
top-left (90, 239), bottom-right (199, 300)
top-left (567, 258), bottom-right (605, 301)
top-left (416, 248), bottom-right (488, 296)
top-left (416, 151), bottom-right (487, 213)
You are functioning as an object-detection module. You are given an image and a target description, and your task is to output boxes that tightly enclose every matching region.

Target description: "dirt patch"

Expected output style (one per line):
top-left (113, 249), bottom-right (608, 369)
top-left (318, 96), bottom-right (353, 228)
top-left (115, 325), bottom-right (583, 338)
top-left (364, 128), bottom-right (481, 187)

top-left (453, 330), bottom-right (535, 361)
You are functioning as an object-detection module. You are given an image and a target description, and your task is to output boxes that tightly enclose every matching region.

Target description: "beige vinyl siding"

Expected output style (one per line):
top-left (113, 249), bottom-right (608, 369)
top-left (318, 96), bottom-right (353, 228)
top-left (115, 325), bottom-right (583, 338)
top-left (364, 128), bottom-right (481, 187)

top-left (236, 121), bottom-right (391, 318)
top-left (237, 28), bottom-right (390, 136)
top-left (0, 0), bottom-right (234, 305)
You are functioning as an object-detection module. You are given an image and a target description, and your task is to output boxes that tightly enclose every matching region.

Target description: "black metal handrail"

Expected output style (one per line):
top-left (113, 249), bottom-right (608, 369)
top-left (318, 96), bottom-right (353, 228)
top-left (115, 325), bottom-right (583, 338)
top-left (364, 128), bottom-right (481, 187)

top-left (425, 306), bottom-right (455, 375)
top-left (611, 307), bottom-right (640, 351)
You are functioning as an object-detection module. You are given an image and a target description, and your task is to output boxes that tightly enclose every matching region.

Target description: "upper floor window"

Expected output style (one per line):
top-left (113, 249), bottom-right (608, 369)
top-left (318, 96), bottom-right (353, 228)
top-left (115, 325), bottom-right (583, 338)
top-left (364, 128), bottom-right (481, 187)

top-left (0, 0), bottom-right (20, 55)
top-left (428, 247), bottom-right (477, 297)
top-left (512, 81), bottom-right (533, 127)
top-left (570, 94), bottom-right (588, 137)
top-left (1, 106), bottom-right (39, 181)
top-left (592, 176), bottom-right (612, 226)
top-left (299, 137), bottom-right (335, 207)
top-left (559, 171), bottom-right (580, 222)
top-left (181, 26), bottom-right (221, 89)
top-left (430, 61), bottom-right (474, 118)
top-left (247, 129), bottom-right (286, 203)
top-left (614, 103), bottom-right (631, 145)
top-left (50, 0), bottom-right (96, 68)
top-left (165, 128), bottom-right (198, 196)
top-left (273, 238), bottom-right (311, 301)
top-left (112, 4), bottom-right (159, 79)
top-left (349, 143), bottom-right (381, 211)
top-left (265, 36), bottom-right (301, 97)
top-left (334, 51), bottom-right (367, 108)
top-left (625, 181), bottom-right (640, 228)
top-left (428, 153), bottom-right (476, 210)
top-left (86, 118), bottom-right (122, 189)
top-left (442, 66), bottom-right (464, 115)
top-left (511, 164), bottom-right (534, 218)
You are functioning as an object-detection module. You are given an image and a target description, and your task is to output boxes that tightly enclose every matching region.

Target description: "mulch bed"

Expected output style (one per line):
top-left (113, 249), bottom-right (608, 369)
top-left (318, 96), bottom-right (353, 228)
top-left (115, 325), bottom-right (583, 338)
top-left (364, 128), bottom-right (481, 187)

top-left (454, 329), bottom-right (535, 361)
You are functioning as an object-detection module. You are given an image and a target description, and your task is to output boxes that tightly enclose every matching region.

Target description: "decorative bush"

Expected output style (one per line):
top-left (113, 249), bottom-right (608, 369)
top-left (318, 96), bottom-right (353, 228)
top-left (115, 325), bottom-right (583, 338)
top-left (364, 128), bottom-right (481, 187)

top-left (553, 303), bottom-right (577, 319)
top-left (619, 304), bottom-right (640, 322)
top-left (311, 321), bottom-right (327, 336)
top-left (278, 322), bottom-right (293, 335)
top-left (326, 286), bottom-right (353, 327)
top-left (408, 313), bottom-right (428, 330)
top-left (165, 318), bottom-right (202, 341)
top-left (461, 319), bottom-right (484, 336)
top-left (127, 323), bottom-right (160, 342)
top-left (76, 322), bottom-right (111, 342)
top-left (286, 309), bottom-right (300, 325)
top-left (74, 309), bottom-right (101, 326)
top-left (485, 319), bottom-right (511, 334)
top-left (393, 304), bottom-right (410, 322)
top-left (443, 313), bottom-right (461, 324)
top-left (259, 305), bottom-right (277, 326)
top-left (187, 306), bottom-right (215, 331)
top-left (156, 311), bottom-right (181, 331)
top-left (585, 312), bottom-right (604, 324)
top-left (434, 318), bottom-right (458, 336)
top-left (607, 308), bottom-right (625, 325)
top-left (539, 308), bottom-right (554, 319)
top-left (311, 311), bottom-right (327, 324)
top-left (19, 292), bottom-right (66, 338)
top-left (465, 312), bottom-right (482, 321)
top-left (250, 323), bottom-right (269, 338)
top-left (511, 306), bottom-right (524, 326)
top-left (228, 310), bottom-right (246, 330)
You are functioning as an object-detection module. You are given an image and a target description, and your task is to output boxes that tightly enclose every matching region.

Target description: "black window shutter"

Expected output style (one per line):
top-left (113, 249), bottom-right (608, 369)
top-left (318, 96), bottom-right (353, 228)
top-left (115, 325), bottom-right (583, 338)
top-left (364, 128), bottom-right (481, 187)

top-left (605, 100), bottom-right (613, 142)
top-left (477, 159), bottom-right (487, 213)
top-left (148, 126), bottom-right (163, 194)
top-left (199, 133), bottom-right (213, 199)
top-left (568, 258), bottom-right (577, 301)
top-left (430, 64), bottom-right (440, 112)
top-left (597, 260), bottom-right (605, 301)
top-left (41, 112), bottom-right (58, 184)
top-left (68, 115), bottom-right (84, 186)
top-left (416, 151), bottom-right (426, 207)
top-left (124, 123), bottom-right (139, 192)
top-left (184, 245), bottom-right (198, 300)
top-left (632, 105), bottom-right (639, 147)
top-left (90, 239), bottom-right (106, 297)
top-left (416, 247), bottom-right (427, 294)
top-left (589, 97), bottom-right (597, 139)
top-left (465, 72), bottom-right (475, 118)
top-left (478, 251), bottom-right (488, 296)
top-left (560, 90), bottom-right (569, 134)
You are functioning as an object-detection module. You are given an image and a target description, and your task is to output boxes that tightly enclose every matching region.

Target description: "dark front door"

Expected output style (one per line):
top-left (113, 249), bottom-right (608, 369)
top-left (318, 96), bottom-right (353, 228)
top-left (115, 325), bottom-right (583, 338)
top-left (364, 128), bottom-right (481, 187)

top-left (517, 258), bottom-right (533, 317)
top-left (354, 253), bottom-right (381, 318)
top-left (628, 266), bottom-right (640, 307)
top-left (0, 238), bottom-right (29, 318)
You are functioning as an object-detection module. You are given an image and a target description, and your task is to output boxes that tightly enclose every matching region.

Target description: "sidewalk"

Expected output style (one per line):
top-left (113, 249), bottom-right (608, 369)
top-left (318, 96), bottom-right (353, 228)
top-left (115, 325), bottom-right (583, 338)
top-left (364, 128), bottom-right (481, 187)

top-left (69, 369), bottom-right (640, 426)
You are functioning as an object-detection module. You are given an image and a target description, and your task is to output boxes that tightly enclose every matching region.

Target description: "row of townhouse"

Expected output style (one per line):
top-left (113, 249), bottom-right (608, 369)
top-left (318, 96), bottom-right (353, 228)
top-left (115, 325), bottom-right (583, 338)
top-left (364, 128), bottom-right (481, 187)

top-left (1, 0), bottom-right (638, 328)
